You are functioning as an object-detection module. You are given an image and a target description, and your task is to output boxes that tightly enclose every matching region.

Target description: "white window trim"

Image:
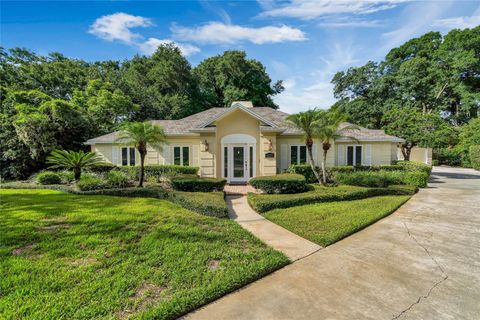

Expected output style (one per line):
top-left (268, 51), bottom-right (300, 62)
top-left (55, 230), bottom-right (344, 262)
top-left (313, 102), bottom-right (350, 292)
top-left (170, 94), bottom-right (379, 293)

top-left (346, 145), bottom-right (363, 166)
top-left (173, 146), bottom-right (190, 166)
top-left (121, 147), bottom-right (136, 166)
top-left (289, 145), bottom-right (308, 165)
top-left (221, 143), bottom-right (256, 183)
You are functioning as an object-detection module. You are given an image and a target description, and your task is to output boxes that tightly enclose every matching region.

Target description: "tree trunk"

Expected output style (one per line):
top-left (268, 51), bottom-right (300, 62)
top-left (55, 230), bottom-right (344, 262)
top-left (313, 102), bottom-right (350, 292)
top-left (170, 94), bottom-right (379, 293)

top-left (74, 167), bottom-right (81, 181)
top-left (401, 145), bottom-right (413, 161)
top-left (322, 146), bottom-right (329, 185)
top-left (139, 152), bottom-right (146, 187)
top-left (306, 139), bottom-right (321, 184)
top-left (138, 142), bottom-right (147, 187)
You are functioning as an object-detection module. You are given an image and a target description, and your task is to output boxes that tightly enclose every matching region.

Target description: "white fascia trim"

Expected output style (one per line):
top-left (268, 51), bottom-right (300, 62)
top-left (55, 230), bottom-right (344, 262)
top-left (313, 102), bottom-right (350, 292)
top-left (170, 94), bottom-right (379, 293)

top-left (198, 104), bottom-right (278, 129)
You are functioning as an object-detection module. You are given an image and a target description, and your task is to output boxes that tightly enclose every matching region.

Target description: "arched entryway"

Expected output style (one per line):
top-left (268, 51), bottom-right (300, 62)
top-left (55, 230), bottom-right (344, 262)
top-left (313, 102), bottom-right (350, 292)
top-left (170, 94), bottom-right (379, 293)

top-left (221, 134), bottom-right (257, 183)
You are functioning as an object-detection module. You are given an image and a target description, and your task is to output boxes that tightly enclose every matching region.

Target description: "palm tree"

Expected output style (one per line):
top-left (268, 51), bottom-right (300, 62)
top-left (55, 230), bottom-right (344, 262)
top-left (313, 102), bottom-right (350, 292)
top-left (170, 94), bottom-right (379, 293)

top-left (47, 149), bottom-right (104, 181)
top-left (315, 111), bottom-right (358, 184)
top-left (116, 121), bottom-right (166, 187)
top-left (287, 109), bottom-right (323, 183)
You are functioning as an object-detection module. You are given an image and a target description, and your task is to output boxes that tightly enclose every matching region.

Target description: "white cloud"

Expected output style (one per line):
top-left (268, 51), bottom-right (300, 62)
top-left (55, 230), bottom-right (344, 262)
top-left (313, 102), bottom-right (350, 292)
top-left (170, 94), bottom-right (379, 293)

top-left (318, 19), bottom-right (384, 28)
top-left (89, 12), bottom-right (200, 56)
top-left (259, 0), bottom-right (409, 20)
top-left (275, 41), bottom-right (360, 113)
top-left (432, 14), bottom-right (480, 30)
top-left (171, 22), bottom-right (307, 44)
top-left (89, 12), bottom-right (152, 44)
top-left (379, 1), bottom-right (454, 56)
top-left (139, 38), bottom-right (201, 56)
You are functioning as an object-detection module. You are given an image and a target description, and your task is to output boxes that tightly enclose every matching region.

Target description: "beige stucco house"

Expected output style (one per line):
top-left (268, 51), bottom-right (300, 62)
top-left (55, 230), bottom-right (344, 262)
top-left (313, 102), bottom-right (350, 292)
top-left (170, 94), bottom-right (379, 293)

top-left (85, 101), bottom-right (404, 183)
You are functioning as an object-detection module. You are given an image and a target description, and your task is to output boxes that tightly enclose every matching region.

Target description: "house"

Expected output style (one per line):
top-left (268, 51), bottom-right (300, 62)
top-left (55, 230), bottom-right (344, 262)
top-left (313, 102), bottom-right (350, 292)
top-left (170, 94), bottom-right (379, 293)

top-left (85, 101), bottom-right (404, 183)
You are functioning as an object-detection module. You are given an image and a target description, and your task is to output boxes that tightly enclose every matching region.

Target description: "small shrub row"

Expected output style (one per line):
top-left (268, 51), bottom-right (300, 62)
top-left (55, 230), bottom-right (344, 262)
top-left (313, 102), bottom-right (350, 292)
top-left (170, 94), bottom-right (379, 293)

top-left (169, 191), bottom-right (228, 218)
top-left (396, 160), bottom-right (432, 174)
top-left (170, 176), bottom-right (226, 192)
top-left (334, 170), bottom-right (429, 188)
top-left (76, 171), bottom-right (131, 191)
top-left (470, 145), bottom-right (480, 170)
top-left (36, 171), bottom-right (62, 185)
top-left (249, 174), bottom-right (308, 194)
top-left (248, 184), bottom-right (417, 213)
top-left (117, 165), bottom-right (199, 180)
top-left (286, 164), bottom-right (321, 183)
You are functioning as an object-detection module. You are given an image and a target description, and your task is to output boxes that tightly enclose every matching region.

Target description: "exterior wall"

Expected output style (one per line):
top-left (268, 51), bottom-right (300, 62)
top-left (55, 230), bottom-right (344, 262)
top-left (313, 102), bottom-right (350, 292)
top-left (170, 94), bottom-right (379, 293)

top-left (397, 147), bottom-right (432, 164)
top-left (276, 136), bottom-right (335, 172)
top-left (334, 142), bottom-right (395, 166)
top-left (199, 134), bottom-right (216, 177)
top-left (215, 108), bottom-right (261, 178)
top-left (260, 133), bottom-right (277, 176)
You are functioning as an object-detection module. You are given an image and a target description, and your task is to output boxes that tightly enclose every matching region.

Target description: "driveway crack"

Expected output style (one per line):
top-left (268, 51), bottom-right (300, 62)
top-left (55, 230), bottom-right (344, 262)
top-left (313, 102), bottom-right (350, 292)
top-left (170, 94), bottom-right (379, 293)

top-left (391, 222), bottom-right (449, 320)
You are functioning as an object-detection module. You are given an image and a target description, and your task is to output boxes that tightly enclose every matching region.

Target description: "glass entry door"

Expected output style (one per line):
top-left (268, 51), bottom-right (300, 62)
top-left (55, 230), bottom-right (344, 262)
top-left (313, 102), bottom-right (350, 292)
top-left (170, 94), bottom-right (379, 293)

top-left (224, 144), bottom-right (253, 183)
top-left (232, 146), bottom-right (246, 179)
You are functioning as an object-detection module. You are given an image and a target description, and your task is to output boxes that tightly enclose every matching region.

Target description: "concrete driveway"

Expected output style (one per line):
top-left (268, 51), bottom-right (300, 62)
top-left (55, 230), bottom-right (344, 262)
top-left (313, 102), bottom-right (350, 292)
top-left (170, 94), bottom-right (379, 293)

top-left (186, 167), bottom-right (480, 319)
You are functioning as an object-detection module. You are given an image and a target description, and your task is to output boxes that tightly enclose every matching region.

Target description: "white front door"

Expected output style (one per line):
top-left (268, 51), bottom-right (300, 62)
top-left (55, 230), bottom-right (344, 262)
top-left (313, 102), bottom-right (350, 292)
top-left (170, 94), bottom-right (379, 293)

top-left (222, 143), bottom-right (255, 183)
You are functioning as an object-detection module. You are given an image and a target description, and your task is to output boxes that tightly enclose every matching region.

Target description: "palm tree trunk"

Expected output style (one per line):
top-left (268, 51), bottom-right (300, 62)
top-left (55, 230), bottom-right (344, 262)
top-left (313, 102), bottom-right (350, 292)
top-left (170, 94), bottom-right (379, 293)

top-left (74, 167), bottom-right (81, 181)
top-left (322, 149), bottom-right (328, 185)
top-left (139, 152), bottom-right (146, 187)
top-left (306, 143), bottom-right (321, 184)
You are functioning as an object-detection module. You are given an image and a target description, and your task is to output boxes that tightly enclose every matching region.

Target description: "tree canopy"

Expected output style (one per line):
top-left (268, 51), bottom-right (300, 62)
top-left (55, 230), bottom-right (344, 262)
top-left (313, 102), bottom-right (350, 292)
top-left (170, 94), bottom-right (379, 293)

top-left (0, 44), bottom-right (282, 180)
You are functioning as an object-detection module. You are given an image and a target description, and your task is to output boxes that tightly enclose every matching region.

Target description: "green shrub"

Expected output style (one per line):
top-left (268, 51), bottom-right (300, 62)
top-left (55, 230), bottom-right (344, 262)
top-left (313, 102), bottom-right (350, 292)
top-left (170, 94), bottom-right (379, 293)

top-left (396, 160), bottom-right (432, 174)
top-left (119, 165), bottom-right (199, 181)
top-left (435, 148), bottom-right (463, 166)
top-left (36, 171), bottom-right (62, 185)
top-left (334, 170), bottom-right (404, 188)
top-left (403, 171), bottom-right (429, 188)
top-left (249, 174), bottom-right (308, 194)
top-left (331, 165), bottom-right (405, 174)
top-left (469, 145), bottom-right (480, 170)
top-left (76, 174), bottom-right (105, 191)
top-left (287, 164), bottom-right (320, 183)
top-left (105, 170), bottom-right (130, 188)
top-left (170, 191), bottom-right (228, 218)
top-left (80, 186), bottom-right (167, 198)
top-left (248, 184), bottom-right (417, 213)
top-left (432, 160), bottom-right (439, 166)
top-left (57, 171), bottom-right (75, 184)
top-left (170, 176), bottom-right (226, 192)
top-left (87, 163), bottom-right (118, 174)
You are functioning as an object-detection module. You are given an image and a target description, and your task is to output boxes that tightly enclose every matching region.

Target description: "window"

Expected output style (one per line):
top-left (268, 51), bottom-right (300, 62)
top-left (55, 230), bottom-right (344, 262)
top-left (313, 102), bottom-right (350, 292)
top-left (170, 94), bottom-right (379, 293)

top-left (121, 147), bottom-right (135, 166)
top-left (347, 145), bottom-right (362, 166)
top-left (290, 145), bottom-right (307, 165)
top-left (173, 146), bottom-right (190, 166)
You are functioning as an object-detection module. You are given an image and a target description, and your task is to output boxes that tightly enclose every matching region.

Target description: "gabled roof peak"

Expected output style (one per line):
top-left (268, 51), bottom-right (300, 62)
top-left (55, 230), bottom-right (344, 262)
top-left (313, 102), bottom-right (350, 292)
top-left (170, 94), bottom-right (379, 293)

top-left (231, 101), bottom-right (253, 108)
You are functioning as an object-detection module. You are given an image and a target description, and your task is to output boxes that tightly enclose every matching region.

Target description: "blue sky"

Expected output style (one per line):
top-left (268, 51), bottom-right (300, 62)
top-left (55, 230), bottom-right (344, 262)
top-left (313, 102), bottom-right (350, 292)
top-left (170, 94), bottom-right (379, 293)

top-left (1, 1), bottom-right (479, 113)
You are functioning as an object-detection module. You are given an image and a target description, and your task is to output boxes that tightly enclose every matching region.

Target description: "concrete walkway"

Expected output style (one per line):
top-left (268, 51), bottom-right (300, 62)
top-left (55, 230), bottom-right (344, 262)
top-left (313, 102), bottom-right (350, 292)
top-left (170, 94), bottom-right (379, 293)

top-left (226, 195), bottom-right (321, 261)
top-left (186, 167), bottom-right (480, 319)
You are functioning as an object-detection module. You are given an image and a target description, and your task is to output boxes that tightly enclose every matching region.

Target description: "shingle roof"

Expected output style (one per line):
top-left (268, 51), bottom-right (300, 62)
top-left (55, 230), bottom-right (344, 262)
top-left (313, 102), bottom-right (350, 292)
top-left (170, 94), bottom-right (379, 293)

top-left (85, 105), bottom-right (403, 144)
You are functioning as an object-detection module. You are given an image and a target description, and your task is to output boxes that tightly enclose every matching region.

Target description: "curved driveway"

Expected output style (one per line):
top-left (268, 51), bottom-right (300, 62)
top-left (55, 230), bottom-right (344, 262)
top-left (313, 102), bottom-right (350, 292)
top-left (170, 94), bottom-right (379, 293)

top-left (186, 167), bottom-right (480, 319)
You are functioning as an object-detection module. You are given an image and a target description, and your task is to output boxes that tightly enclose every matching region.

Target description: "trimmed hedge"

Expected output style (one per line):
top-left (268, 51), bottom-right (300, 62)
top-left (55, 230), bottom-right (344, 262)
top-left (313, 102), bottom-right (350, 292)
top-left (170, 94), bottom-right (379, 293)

top-left (170, 176), bottom-right (226, 192)
top-left (286, 164), bottom-right (320, 183)
top-left (36, 172), bottom-right (62, 185)
top-left (248, 184), bottom-right (417, 213)
top-left (169, 191), bottom-right (228, 218)
top-left (105, 170), bottom-right (131, 188)
top-left (396, 160), bottom-right (432, 174)
top-left (76, 174), bottom-right (105, 191)
top-left (331, 165), bottom-right (405, 173)
top-left (470, 145), bottom-right (480, 170)
top-left (119, 165), bottom-right (199, 180)
top-left (249, 174), bottom-right (308, 194)
top-left (335, 170), bottom-right (429, 188)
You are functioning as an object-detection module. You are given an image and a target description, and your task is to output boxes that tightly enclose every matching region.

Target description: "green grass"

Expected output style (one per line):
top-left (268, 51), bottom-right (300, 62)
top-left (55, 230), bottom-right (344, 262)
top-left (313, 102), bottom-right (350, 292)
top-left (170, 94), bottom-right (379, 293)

top-left (0, 189), bottom-right (288, 319)
top-left (264, 195), bottom-right (411, 247)
top-left (248, 184), bottom-right (417, 213)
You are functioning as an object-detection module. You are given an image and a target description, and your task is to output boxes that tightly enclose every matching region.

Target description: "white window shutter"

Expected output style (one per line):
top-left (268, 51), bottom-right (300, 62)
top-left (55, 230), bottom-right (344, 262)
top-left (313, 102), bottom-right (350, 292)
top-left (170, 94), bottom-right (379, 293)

top-left (364, 144), bottom-right (372, 166)
top-left (311, 144), bottom-right (318, 165)
top-left (337, 145), bottom-right (345, 165)
top-left (192, 145), bottom-right (199, 166)
top-left (163, 146), bottom-right (170, 165)
top-left (280, 144), bottom-right (288, 171)
top-left (112, 146), bottom-right (119, 165)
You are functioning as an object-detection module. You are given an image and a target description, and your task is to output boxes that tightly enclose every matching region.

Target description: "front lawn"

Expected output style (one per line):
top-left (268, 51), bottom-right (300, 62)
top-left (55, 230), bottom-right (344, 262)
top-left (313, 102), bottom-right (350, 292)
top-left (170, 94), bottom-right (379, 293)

top-left (264, 195), bottom-right (411, 247)
top-left (0, 189), bottom-right (288, 319)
